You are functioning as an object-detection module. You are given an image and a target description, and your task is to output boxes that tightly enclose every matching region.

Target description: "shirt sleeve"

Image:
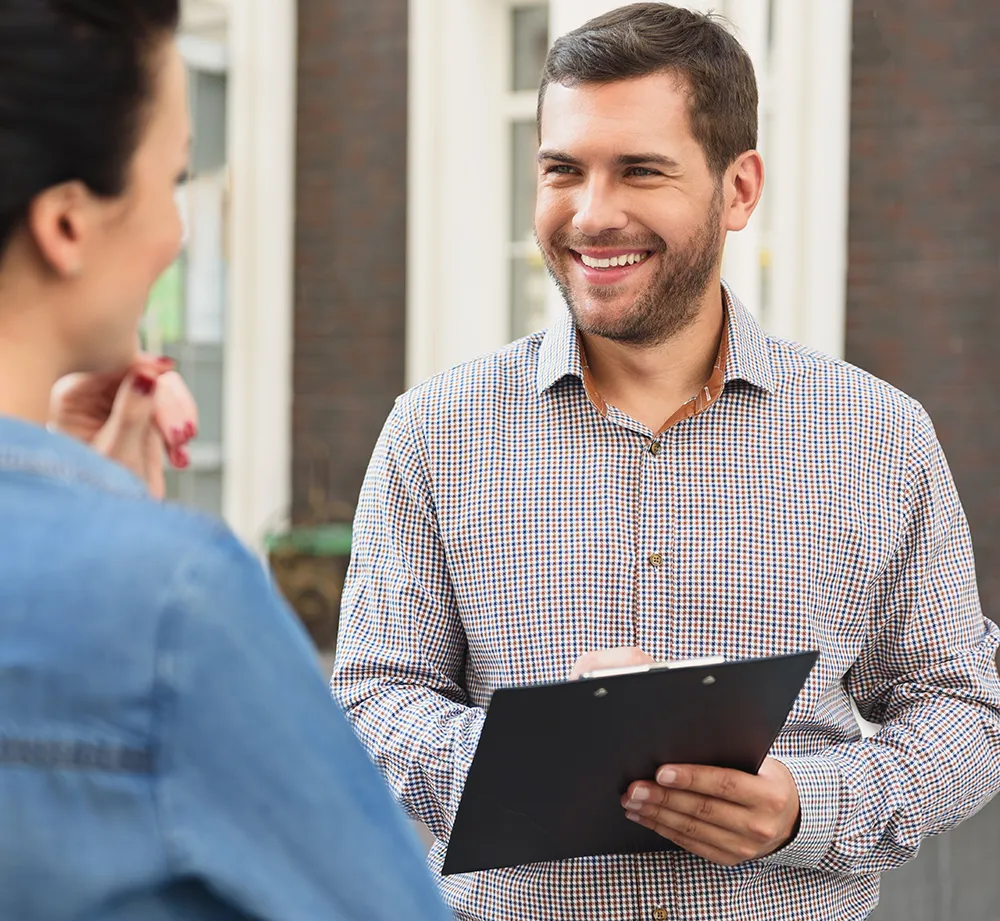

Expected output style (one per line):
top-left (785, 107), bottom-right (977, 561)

top-left (766, 405), bottom-right (1000, 874)
top-left (330, 397), bottom-right (485, 840)
top-left (154, 525), bottom-right (454, 921)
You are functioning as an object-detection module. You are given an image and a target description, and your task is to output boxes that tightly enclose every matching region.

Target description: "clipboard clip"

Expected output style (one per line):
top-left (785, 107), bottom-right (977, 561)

top-left (580, 655), bottom-right (726, 681)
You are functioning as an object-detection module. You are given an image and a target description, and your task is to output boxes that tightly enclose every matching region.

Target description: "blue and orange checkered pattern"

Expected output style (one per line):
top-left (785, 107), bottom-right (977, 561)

top-left (332, 284), bottom-right (1000, 921)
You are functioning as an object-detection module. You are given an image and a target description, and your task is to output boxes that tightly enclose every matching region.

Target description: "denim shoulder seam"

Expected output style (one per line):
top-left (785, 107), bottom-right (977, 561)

top-left (146, 523), bottom-right (245, 875)
top-left (0, 452), bottom-right (145, 499)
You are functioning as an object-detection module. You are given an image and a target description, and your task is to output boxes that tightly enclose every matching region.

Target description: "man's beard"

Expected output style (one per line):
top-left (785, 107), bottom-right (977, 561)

top-left (540, 192), bottom-right (724, 347)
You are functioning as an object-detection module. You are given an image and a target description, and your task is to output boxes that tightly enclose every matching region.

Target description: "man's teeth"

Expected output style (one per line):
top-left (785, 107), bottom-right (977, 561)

top-left (579, 252), bottom-right (650, 269)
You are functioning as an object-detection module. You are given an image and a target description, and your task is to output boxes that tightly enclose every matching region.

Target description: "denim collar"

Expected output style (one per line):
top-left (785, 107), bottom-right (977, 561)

top-left (0, 415), bottom-right (148, 499)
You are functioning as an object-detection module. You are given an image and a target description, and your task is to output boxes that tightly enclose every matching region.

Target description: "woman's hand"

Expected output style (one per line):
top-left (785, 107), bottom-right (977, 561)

top-left (49, 355), bottom-right (199, 498)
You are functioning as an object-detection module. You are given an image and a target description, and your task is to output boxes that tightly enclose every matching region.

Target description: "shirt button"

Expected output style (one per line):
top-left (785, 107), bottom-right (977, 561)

top-left (649, 441), bottom-right (661, 456)
top-left (653, 909), bottom-right (668, 921)
top-left (648, 552), bottom-right (663, 569)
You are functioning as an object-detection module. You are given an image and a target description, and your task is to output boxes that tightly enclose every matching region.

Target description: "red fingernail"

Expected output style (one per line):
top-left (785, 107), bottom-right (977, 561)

top-left (176, 448), bottom-right (190, 469)
top-left (184, 421), bottom-right (196, 439)
top-left (155, 356), bottom-right (176, 369)
top-left (133, 375), bottom-right (157, 396)
top-left (171, 426), bottom-right (184, 445)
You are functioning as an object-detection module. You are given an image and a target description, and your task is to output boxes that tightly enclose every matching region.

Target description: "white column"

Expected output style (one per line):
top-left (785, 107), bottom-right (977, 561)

top-left (406, 0), bottom-right (443, 387)
top-left (407, 0), bottom-right (508, 385)
top-left (765, 0), bottom-right (851, 357)
top-left (765, 0), bottom-right (805, 343)
top-left (222, 0), bottom-right (296, 547)
top-left (799, 0), bottom-right (851, 359)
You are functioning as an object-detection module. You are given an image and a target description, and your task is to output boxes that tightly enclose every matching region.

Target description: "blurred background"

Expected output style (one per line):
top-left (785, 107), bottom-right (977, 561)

top-left (154, 2), bottom-right (1000, 916)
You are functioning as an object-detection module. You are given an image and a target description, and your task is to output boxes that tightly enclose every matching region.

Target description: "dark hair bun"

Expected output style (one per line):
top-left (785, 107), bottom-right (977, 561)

top-left (0, 0), bottom-right (180, 254)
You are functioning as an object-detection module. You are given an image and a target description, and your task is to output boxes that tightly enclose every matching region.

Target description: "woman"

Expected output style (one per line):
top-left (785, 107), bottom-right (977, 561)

top-left (0, 3), bottom-right (451, 920)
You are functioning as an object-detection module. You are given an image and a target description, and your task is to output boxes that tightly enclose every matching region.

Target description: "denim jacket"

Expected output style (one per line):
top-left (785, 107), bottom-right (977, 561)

top-left (0, 415), bottom-right (452, 921)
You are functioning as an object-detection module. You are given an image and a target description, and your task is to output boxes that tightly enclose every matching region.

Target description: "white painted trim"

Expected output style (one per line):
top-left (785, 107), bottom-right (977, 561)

top-left (502, 91), bottom-right (541, 121)
top-left (799, 0), bottom-right (851, 359)
top-left (766, 0), bottom-right (805, 343)
top-left (407, 0), bottom-right (509, 384)
top-left (222, 0), bottom-right (296, 547)
top-left (406, 0), bottom-right (442, 387)
top-left (177, 33), bottom-right (229, 74)
top-left (764, 0), bottom-right (851, 358)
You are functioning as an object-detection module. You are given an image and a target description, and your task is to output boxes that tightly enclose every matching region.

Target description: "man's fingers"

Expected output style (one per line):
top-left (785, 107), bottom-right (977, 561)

top-left (622, 784), bottom-right (749, 833)
top-left (569, 647), bottom-right (655, 680)
top-left (625, 812), bottom-right (749, 866)
top-left (652, 764), bottom-right (760, 807)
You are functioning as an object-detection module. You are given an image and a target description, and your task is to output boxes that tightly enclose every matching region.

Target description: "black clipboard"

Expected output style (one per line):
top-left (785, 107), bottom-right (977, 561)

top-left (443, 650), bottom-right (818, 875)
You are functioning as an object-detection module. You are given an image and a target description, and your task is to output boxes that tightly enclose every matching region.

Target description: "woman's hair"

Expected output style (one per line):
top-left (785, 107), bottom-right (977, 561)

top-left (0, 0), bottom-right (180, 256)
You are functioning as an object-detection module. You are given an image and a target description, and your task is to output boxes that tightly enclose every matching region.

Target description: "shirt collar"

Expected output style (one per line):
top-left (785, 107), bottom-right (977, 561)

top-left (536, 281), bottom-right (776, 396)
top-left (0, 414), bottom-right (148, 499)
top-left (721, 281), bottom-right (776, 394)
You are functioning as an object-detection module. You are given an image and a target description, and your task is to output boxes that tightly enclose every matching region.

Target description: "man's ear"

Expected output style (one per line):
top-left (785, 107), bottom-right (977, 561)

top-left (722, 150), bottom-right (764, 233)
top-left (26, 181), bottom-right (93, 278)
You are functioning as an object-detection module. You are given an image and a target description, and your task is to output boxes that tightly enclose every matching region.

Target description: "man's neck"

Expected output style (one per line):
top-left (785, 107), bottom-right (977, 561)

top-left (579, 287), bottom-right (726, 434)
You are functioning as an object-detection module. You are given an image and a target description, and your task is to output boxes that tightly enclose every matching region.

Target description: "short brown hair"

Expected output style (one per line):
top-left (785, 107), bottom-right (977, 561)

top-left (537, 2), bottom-right (758, 178)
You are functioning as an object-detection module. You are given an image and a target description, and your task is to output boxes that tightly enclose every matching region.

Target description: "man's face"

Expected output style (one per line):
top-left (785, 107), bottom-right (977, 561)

top-left (535, 72), bottom-right (725, 346)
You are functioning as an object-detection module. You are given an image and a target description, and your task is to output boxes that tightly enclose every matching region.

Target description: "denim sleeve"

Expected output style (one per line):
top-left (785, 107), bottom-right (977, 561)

top-left (153, 526), bottom-right (453, 921)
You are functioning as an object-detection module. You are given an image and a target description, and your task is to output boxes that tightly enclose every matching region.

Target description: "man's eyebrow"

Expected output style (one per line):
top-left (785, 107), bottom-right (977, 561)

top-left (615, 153), bottom-right (682, 171)
top-left (536, 150), bottom-right (682, 171)
top-left (537, 149), bottom-right (582, 165)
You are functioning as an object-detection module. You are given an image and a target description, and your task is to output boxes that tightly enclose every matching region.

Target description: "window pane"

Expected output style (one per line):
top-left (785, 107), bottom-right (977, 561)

top-left (148, 64), bottom-right (228, 520)
top-left (190, 70), bottom-right (227, 174)
top-left (510, 253), bottom-right (549, 339)
top-left (512, 5), bottom-right (549, 92)
top-left (511, 119), bottom-right (539, 246)
top-left (510, 115), bottom-right (547, 340)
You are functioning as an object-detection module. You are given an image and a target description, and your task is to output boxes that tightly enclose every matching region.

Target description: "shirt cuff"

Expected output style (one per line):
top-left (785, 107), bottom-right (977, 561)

top-left (758, 755), bottom-right (842, 869)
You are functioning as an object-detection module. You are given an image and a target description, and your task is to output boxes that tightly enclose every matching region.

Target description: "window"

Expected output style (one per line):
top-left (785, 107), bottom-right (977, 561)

top-left (144, 60), bottom-right (229, 516)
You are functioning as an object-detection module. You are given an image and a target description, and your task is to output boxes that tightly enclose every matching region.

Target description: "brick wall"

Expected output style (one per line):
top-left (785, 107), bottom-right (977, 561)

top-left (846, 0), bottom-right (1000, 623)
top-left (848, 8), bottom-right (1000, 914)
top-left (293, 0), bottom-right (407, 522)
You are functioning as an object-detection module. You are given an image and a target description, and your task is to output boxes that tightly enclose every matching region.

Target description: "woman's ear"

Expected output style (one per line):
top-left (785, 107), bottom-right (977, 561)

top-left (26, 181), bottom-right (92, 278)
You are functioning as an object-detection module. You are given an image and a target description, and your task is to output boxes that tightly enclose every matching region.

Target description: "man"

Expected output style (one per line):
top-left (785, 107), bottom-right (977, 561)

top-left (332, 4), bottom-right (1000, 919)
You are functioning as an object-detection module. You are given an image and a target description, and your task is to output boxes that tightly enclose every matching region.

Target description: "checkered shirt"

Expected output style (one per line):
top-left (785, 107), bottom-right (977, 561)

top-left (331, 284), bottom-right (1000, 921)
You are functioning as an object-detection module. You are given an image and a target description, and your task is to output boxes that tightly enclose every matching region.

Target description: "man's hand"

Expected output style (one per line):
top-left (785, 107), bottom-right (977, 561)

top-left (622, 758), bottom-right (801, 865)
top-left (49, 355), bottom-right (199, 498)
top-left (568, 647), bottom-right (656, 680)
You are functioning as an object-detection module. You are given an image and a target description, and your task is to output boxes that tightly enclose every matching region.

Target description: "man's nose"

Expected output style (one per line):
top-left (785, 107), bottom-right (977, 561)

top-left (572, 178), bottom-right (629, 237)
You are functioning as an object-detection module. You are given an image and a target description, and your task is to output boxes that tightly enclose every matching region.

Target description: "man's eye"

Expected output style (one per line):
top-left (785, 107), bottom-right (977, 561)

top-left (626, 167), bottom-right (660, 178)
top-left (543, 165), bottom-right (577, 175)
